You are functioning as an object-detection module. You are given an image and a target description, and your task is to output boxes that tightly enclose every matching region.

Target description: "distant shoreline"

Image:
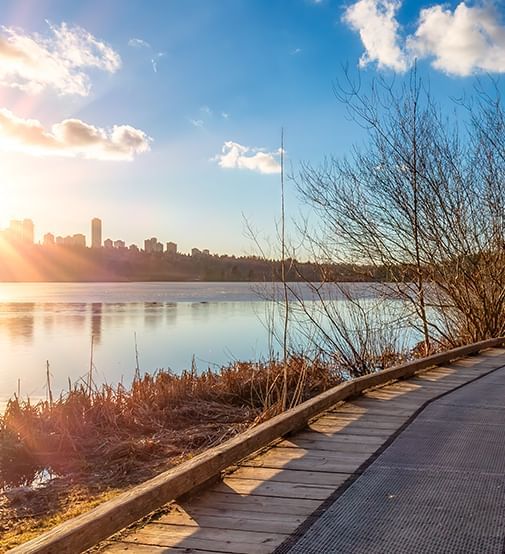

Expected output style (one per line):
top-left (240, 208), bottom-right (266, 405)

top-left (0, 246), bottom-right (384, 282)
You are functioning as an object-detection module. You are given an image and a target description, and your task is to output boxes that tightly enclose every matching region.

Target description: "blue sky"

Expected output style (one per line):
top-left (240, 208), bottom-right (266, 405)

top-left (0, 0), bottom-right (504, 254)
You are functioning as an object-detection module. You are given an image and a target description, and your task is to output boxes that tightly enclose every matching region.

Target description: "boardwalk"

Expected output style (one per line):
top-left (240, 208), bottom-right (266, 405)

top-left (99, 347), bottom-right (505, 554)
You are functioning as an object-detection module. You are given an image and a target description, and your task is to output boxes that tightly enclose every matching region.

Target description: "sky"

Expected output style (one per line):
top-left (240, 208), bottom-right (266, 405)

top-left (0, 0), bottom-right (504, 254)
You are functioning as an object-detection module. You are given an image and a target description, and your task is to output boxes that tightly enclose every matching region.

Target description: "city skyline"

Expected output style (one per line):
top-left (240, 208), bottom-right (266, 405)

top-left (0, 217), bottom-right (219, 256)
top-left (0, 2), bottom-right (503, 254)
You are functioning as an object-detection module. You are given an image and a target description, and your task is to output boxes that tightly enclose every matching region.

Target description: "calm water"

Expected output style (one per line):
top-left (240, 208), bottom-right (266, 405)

top-left (0, 281), bottom-right (399, 404)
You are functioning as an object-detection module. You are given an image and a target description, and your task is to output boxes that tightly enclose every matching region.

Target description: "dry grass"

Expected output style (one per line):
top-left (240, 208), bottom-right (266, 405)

top-left (1, 484), bottom-right (120, 552)
top-left (0, 355), bottom-right (342, 551)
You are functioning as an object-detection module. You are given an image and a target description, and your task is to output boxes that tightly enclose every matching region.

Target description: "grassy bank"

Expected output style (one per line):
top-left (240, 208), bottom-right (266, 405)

top-left (0, 355), bottom-right (345, 551)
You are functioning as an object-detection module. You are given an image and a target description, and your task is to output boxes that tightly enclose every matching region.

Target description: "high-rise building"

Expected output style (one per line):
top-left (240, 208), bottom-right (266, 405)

top-left (144, 238), bottom-right (153, 253)
top-left (166, 242), bottom-right (177, 256)
top-left (72, 234), bottom-right (86, 247)
top-left (61, 234), bottom-right (85, 247)
top-left (144, 237), bottom-right (162, 253)
top-left (9, 220), bottom-right (23, 242)
top-left (91, 218), bottom-right (102, 248)
top-left (22, 219), bottom-right (34, 243)
top-left (43, 233), bottom-right (55, 246)
top-left (113, 239), bottom-right (125, 249)
top-left (8, 219), bottom-right (34, 243)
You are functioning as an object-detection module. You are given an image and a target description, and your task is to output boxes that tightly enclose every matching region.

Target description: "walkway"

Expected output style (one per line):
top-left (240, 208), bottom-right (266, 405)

top-left (101, 347), bottom-right (505, 553)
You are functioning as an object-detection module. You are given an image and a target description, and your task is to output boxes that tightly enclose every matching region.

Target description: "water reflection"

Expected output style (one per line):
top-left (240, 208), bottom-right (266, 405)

top-left (0, 302), bottom-right (35, 341)
top-left (91, 303), bottom-right (102, 344)
top-left (0, 296), bottom-right (275, 402)
top-left (104, 302), bottom-right (129, 327)
top-left (0, 282), bottom-right (415, 405)
top-left (144, 302), bottom-right (165, 328)
top-left (164, 302), bottom-right (178, 327)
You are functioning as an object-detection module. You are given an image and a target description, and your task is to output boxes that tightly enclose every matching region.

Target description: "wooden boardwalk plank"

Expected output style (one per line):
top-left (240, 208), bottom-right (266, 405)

top-left (308, 421), bottom-right (392, 438)
top-left (314, 415), bottom-right (406, 430)
top-left (276, 436), bottom-right (380, 454)
top-left (186, 492), bottom-right (323, 516)
top-left (329, 404), bottom-right (416, 416)
top-left (156, 510), bottom-right (306, 535)
top-left (224, 466), bottom-right (347, 486)
top-left (216, 477), bottom-right (336, 500)
top-left (334, 404), bottom-right (416, 417)
top-left (105, 543), bottom-right (227, 554)
top-left (241, 455), bottom-right (367, 474)
top-left (121, 523), bottom-right (287, 554)
top-left (285, 431), bottom-right (385, 447)
top-left (174, 506), bottom-right (307, 525)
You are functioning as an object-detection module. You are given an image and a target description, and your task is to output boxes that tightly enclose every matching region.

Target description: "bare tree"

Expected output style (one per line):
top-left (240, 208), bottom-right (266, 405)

top-left (296, 68), bottom-right (505, 349)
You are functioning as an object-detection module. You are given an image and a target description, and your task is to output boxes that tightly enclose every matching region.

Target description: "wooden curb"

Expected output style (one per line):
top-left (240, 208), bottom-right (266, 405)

top-left (10, 337), bottom-right (505, 554)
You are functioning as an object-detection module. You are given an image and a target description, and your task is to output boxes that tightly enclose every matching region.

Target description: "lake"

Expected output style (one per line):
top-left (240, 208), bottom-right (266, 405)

top-left (0, 281), bottom-right (410, 404)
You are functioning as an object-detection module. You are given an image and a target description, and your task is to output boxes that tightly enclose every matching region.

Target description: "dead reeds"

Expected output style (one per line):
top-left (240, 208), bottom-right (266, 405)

top-left (0, 355), bottom-right (342, 492)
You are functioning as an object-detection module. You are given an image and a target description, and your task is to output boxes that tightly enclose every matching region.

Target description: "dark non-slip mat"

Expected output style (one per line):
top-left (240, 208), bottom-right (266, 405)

top-left (282, 367), bottom-right (505, 554)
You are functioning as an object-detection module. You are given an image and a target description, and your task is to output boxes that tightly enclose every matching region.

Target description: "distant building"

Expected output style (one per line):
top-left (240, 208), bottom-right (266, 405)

top-left (202, 249), bottom-right (210, 256)
top-left (191, 248), bottom-right (201, 257)
top-left (22, 219), bottom-right (34, 243)
top-left (104, 238), bottom-right (113, 249)
top-left (144, 238), bottom-right (154, 253)
top-left (43, 233), bottom-right (55, 246)
top-left (72, 234), bottom-right (86, 247)
top-left (144, 237), bottom-right (163, 253)
top-left (166, 242), bottom-right (177, 256)
top-left (61, 234), bottom-right (85, 247)
top-left (55, 236), bottom-right (64, 245)
top-left (129, 244), bottom-right (140, 252)
top-left (8, 220), bottom-right (23, 242)
top-left (91, 218), bottom-right (102, 248)
top-left (113, 239), bottom-right (125, 249)
top-left (8, 219), bottom-right (33, 243)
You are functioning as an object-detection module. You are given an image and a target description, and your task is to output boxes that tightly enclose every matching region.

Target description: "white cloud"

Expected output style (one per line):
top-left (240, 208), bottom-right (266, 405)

top-left (0, 108), bottom-right (151, 160)
top-left (221, 112), bottom-right (230, 119)
top-left (190, 118), bottom-right (204, 128)
top-left (408, 3), bottom-right (505, 76)
top-left (200, 105), bottom-right (213, 116)
top-left (344, 0), bottom-right (505, 77)
top-left (214, 141), bottom-right (281, 175)
top-left (343, 0), bottom-right (407, 72)
top-left (151, 52), bottom-right (165, 73)
top-left (128, 37), bottom-right (150, 48)
top-left (0, 21), bottom-right (120, 96)
top-left (291, 47), bottom-right (302, 55)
